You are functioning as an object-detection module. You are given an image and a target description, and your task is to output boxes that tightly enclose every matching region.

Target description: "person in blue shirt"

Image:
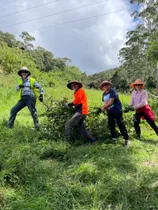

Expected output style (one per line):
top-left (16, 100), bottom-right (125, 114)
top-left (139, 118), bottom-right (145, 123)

top-left (100, 80), bottom-right (130, 147)
top-left (7, 66), bottom-right (44, 129)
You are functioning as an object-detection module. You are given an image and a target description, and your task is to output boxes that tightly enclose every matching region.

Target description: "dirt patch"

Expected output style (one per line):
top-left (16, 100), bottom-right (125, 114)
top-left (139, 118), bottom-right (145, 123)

top-left (0, 68), bottom-right (3, 73)
top-left (143, 160), bottom-right (158, 167)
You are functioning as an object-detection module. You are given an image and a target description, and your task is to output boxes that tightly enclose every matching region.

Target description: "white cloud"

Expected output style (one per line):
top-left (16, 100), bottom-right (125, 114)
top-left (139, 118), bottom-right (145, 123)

top-left (0, 0), bottom-right (134, 74)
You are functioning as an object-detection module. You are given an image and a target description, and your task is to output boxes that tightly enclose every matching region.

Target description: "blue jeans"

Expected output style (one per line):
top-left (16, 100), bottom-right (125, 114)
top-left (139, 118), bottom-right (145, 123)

top-left (8, 95), bottom-right (39, 128)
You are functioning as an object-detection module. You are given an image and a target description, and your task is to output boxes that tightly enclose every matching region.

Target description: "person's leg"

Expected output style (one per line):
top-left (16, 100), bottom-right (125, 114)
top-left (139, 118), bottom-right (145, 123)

top-left (115, 112), bottom-right (129, 140)
top-left (8, 100), bottom-right (26, 128)
top-left (65, 112), bottom-right (82, 141)
top-left (115, 111), bottom-right (130, 147)
top-left (26, 96), bottom-right (39, 129)
top-left (133, 112), bottom-right (142, 138)
top-left (143, 113), bottom-right (158, 135)
top-left (78, 115), bottom-right (96, 143)
top-left (108, 112), bottom-right (116, 139)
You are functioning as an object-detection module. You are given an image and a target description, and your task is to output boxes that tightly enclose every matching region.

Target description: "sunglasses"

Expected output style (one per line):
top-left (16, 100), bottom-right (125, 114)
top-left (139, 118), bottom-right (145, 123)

top-left (104, 83), bottom-right (109, 86)
top-left (21, 71), bottom-right (28, 74)
top-left (135, 84), bottom-right (142, 86)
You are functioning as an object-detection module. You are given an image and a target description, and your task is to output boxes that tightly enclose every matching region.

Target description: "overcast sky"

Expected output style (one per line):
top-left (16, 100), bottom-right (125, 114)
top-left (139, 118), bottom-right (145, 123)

top-left (0, 0), bottom-right (137, 75)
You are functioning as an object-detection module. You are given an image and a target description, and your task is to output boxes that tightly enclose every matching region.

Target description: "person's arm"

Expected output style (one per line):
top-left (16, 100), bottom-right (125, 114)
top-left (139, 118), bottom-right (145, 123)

top-left (129, 94), bottom-right (134, 107)
top-left (16, 84), bottom-right (20, 91)
top-left (101, 98), bottom-right (115, 110)
top-left (64, 89), bottom-right (82, 109)
top-left (101, 89), bottom-right (116, 111)
top-left (33, 81), bottom-right (44, 102)
top-left (64, 102), bottom-right (74, 109)
top-left (34, 81), bottom-right (44, 95)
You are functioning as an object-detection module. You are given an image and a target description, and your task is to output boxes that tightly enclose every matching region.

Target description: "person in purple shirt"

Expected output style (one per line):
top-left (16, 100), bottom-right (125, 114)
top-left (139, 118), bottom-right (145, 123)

top-left (130, 79), bottom-right (158, 139)
top-left (100, 80), bottom-right (130, 147)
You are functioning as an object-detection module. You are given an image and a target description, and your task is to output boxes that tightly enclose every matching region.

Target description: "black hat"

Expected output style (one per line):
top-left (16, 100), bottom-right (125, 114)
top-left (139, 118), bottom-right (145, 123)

top-left (67, 80), bottom-right (83, 90)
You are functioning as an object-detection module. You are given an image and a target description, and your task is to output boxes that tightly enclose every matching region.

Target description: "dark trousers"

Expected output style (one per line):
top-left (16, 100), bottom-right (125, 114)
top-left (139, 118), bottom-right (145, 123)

top-left (108, 111), bottom-right (129, 140)
top-left (65, 112), bottom-right (95, 142)
top-left (8, 95), bottom-right (39, 128)
top-left (134, 112), bottom-right (158, 137)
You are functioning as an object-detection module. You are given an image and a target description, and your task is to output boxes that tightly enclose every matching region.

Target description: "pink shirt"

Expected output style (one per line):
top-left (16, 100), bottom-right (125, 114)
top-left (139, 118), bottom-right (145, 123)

top-left (130, 89), bottom-right (148, 110)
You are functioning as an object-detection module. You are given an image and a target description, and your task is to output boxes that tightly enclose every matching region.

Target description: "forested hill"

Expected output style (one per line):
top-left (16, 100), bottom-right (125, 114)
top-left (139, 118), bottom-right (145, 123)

top-left (0, 30), bottom-right (87, 87)
top-left (85, 68), bottom-right (116, 89)
top-left (86, 0), bottom-right (158, 92)
top-left (0, 0), bottom-right (158, 91)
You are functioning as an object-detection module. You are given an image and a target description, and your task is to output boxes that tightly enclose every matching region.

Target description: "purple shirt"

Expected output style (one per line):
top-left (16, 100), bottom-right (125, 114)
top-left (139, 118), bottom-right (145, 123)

top-left (130, 89), bottom-right (148, 110)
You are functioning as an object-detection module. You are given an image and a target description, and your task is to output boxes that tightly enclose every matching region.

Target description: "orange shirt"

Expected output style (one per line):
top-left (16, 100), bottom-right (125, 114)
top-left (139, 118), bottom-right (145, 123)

top-left (73, 88), bottom-right (88, 114)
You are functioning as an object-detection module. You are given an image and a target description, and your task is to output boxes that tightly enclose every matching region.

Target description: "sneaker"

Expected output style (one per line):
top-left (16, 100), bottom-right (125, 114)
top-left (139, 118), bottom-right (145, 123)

top-left (65, 136), bottom-right (74, 142)
top-left (34, 124), bottom-right (40, 130)
top-left (7, 124), bottom-right (13, 129)
top-left (124, 140), bottom-right (130, 148)
top-left (112, 138), bottom-right (117, 143)
top-left (90, 139), bottom-right (97, 144)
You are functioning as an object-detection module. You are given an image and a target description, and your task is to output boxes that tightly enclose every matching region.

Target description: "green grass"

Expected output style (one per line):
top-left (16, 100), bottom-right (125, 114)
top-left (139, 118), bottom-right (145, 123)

top-left (0, 85), bottom-right (158, 210)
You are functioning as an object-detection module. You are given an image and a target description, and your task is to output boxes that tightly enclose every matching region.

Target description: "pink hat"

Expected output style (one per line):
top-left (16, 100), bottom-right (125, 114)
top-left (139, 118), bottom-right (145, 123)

top-left (131, 79), bottom-right (144, 88)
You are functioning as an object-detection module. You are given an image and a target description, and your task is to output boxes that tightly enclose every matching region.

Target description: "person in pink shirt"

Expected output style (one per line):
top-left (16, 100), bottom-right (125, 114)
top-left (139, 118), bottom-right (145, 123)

top-left (130, 79), bottom-right (158, 139)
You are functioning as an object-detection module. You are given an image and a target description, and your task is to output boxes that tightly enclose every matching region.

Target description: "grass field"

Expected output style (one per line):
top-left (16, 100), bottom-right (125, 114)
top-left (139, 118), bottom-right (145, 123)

top-left (0, 84), bottom-right (158, 210)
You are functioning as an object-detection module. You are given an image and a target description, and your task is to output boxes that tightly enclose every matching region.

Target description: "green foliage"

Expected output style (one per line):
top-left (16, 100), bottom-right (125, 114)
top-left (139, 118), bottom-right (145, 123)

top-left (147, 30), bottom-right (158, 63)
top-left (20, 31), bottom-right (35, 50)
top-left (117, 0), bottom-right (158, 90)
top-left (86, 68), bottom-right (116, 89)
top-left (0, 42), bottom-right (38, 74)
top-left (30, 47), bottom-right (56, 72)
top-left (0, 31), bottom-right (17, 48)
top-left (0, 22), bottom-right (158, 209)
top-left (0, 30), bottom-right (85, 85)
top-left (0, 87), bottom-right (158, 209)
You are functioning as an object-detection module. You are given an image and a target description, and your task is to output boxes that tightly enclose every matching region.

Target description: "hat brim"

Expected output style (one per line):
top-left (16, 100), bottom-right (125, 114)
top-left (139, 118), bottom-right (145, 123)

top-left (18, 70), bottom-right (31, 76)
top-left (67, 82), bottom-right (83, 90)
top-left (100, 82), bottom-right (112, 90)
top-left (131, 83), bottom-right (144, 88)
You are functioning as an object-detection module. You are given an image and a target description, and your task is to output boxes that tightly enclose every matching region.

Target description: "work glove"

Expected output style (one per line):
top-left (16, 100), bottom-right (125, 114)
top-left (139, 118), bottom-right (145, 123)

top-left (123, 107), bottom-right (130, 113)
top-left (39, 94), bottom-right (43, 102)
top-left (123, 105), bottom-right (134, 113)
top-left (19, 84), bottom-right (25, 88)
top-left (64, 102), bottom-right (74, 109)
top-left (64, 103), bottom-right (70, 109)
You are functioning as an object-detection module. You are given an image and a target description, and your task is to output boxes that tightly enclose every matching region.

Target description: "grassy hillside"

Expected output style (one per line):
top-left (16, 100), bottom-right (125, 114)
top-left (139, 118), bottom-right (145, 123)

top-left (0, 81), bottom-right (158, 210)
top-left (0, 30), bottom-right (87, 88)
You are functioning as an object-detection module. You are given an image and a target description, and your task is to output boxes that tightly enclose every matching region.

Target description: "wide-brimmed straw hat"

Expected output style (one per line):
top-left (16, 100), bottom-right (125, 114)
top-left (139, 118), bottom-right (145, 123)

top-left (131, 79), bottom-right (144, 88)
top-left (99, 80), bottom-right (112, 90)
top-left (67, 80), bottom-right (83, 90)
top-left (18, 66), bottom-right (31, 76)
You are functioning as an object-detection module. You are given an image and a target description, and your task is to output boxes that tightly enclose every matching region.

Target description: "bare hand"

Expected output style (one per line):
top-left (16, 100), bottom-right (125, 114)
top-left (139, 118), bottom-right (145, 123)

top-left (101, 106), bottom-right (105, 111)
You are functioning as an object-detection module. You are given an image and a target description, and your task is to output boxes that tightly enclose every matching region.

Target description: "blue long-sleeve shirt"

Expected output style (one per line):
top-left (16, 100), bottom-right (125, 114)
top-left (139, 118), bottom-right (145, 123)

top-left (16, 77), bottom-right (44, 97)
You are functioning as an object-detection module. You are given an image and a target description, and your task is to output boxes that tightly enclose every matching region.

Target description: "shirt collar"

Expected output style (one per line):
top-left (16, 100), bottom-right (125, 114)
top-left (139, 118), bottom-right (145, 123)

top-left (21, 76), bottom-right (30, 82)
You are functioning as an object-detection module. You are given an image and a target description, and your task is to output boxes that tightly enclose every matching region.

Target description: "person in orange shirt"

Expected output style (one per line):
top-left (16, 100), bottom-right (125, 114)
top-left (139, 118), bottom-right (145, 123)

top-left (65, 80), bottom-right (96, 144)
